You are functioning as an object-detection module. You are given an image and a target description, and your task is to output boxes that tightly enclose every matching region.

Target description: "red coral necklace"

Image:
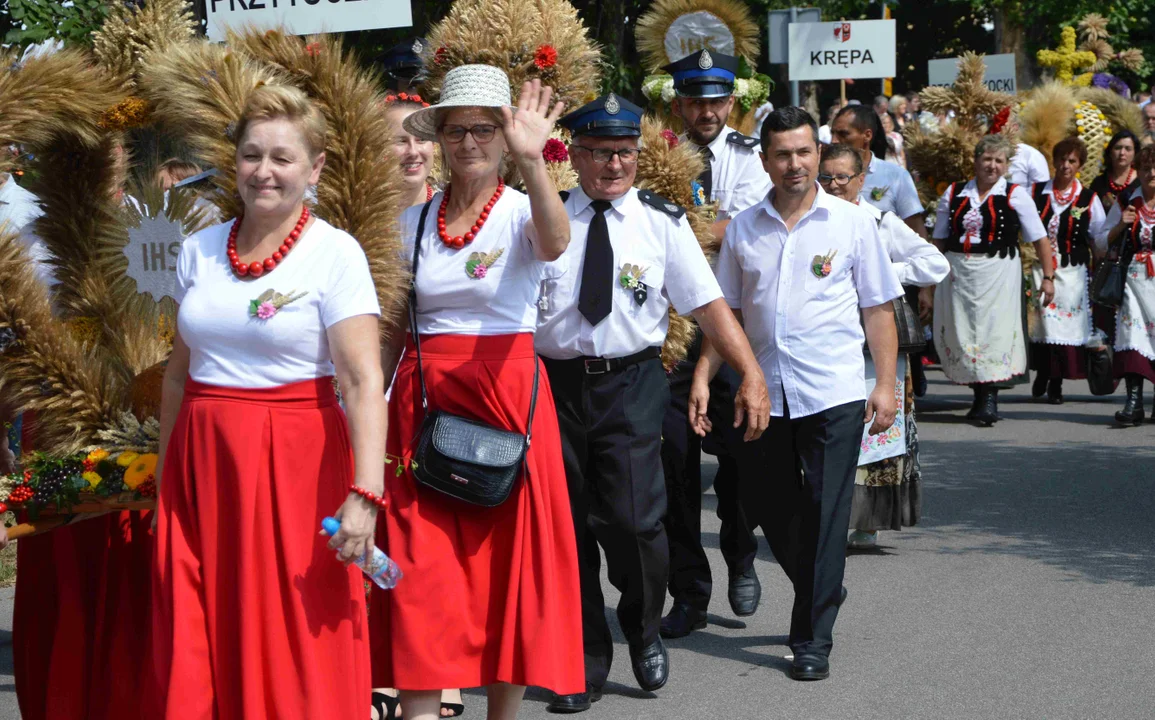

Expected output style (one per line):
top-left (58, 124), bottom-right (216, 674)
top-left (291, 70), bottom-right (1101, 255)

top-left (227, 206), bottom-right (310, 278)
top-left (437, 180), bottom-right (504, 249)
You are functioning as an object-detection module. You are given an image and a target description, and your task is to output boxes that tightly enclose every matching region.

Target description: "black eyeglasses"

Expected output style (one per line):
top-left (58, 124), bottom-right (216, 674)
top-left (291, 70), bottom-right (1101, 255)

top-left (440, 124), bottom-right (499, 144)
top-left (817, 172), bottom-right (860, 187)
top-left (571, 146), bottom-right (642, 165)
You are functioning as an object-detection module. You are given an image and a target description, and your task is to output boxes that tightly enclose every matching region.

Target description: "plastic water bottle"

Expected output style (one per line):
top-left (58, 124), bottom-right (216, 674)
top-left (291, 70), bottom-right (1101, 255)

top-left (320, 517), bottom-right (403, 590)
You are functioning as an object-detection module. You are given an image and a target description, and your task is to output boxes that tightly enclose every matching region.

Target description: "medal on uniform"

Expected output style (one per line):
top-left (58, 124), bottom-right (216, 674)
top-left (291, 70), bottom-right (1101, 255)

top-left (620, 263), bottom-right (648, 305)
top-left (810, 249), bottom-right (837, 279)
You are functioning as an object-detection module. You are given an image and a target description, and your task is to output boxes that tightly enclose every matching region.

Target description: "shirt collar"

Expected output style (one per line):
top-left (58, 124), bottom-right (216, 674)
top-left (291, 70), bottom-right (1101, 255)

top-left (758, 182), bottom-right (832, 226)
top-left (855, 194), bottom-right (882, 220)
top-left (960, 177), bottom-right (1009, 200)
top-left (868, 154), bottom-right (881, 174)
top-left (570, 184), bottom-right (637, 217)
top-left (705, 128), bottom-right (730, 157)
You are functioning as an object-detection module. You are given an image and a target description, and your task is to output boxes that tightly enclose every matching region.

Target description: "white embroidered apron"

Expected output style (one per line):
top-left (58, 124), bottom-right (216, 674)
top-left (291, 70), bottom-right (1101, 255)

top-left (935, 252), bottom-right (1026, 384)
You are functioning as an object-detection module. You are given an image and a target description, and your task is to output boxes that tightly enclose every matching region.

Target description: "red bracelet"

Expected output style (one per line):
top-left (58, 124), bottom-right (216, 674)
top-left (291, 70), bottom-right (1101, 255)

top-left (350, 485), bottom-right (388, 511)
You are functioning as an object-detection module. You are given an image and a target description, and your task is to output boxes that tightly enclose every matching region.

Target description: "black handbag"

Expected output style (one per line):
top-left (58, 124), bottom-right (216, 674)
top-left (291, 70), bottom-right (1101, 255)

top-left (406, 201), bottom-right (539, 507)
top-left (1086, 343), bottom-right (1118, 396)
top-left (892, 295), bottom-right (926, 354)
top-left (1090, 254), bottom-right (1126, 309)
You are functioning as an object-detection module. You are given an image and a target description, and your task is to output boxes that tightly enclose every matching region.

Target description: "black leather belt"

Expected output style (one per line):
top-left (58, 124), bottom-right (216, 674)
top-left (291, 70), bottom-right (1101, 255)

top-left (542, 347), bottom-right (661, 375)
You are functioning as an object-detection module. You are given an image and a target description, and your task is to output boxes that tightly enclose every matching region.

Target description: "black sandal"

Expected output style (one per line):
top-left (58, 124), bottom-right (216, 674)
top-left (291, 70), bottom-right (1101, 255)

top-left (440, 701), bottom-right (465, 717)
top-left (372, 691), bottom-right (401, 720)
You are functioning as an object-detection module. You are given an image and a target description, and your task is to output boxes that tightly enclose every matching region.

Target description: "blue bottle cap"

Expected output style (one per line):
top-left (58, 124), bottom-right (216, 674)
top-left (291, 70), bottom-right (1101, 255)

top-left (321, 517), bottom-right (341, 535)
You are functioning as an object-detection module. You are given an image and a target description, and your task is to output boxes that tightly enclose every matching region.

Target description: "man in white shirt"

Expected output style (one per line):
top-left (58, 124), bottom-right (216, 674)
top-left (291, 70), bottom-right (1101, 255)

top-left (538, 94), bottom-right (769, 713)
top-left (830, 105), bottom-right (927, 237)
top-left (693, 107), bottom-right (902, 682)
top-left (1007, 141), bottom-right (1051, 187)
top-left (660, 48), bottom-right (770, 636)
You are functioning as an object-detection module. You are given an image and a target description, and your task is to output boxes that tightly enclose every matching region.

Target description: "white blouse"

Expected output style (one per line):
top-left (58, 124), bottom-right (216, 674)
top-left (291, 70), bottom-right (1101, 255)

top-left (857, 197), bottom-right (949, 287)
top-left (176, 218), bottom-right (381, 389)
top-left (400, 188), bottom-right (555, 336)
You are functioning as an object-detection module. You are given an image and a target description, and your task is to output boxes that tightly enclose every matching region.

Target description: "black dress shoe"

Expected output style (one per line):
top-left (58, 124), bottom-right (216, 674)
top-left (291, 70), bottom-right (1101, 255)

top-left (790, 653), bottom-right (830, 681)
top-left (660, 603), bottom-right (707, 639)
top-left (1047, 378), bottom-right (1064, 405)
top-left (1031, 373), bottom-right (1048, 398)
top-left (728, 567), bottom-right (762, 617)
top-left (631, 639), bottom-right (670, 692)
top-left (547, 684), bottom-right (602, 714)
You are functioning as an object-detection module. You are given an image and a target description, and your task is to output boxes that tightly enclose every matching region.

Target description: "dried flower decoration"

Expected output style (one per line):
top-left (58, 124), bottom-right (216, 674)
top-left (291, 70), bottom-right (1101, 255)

top-left (660, 129), bottom-right (679, 148)
top-left (305, 42), bottom-right (323, 58)
top-left (543, 138), bottom-right (568, 163)
top-left (534, 45), bottom-right (558, 70)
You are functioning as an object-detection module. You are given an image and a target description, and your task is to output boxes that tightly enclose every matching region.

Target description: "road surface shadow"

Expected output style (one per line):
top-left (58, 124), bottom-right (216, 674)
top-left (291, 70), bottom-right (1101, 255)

top-left (918, 440), bottom-right (1155, 587)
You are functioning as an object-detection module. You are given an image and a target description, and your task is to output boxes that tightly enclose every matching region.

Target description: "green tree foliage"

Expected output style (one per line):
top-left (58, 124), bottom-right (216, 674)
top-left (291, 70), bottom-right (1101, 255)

top-left (3, 0), bottom-right (109, 46)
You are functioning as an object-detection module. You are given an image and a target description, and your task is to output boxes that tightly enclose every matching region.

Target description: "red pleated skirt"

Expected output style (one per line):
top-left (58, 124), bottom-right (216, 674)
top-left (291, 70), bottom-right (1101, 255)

top-left (151, 378), bottom-right (369, 719)
top-left (370, 333), bottom-right (583, 694)
top-left (1114, 349), bottom-right (1155, 382)
top-left (15, 512), bottom-right (154, 720)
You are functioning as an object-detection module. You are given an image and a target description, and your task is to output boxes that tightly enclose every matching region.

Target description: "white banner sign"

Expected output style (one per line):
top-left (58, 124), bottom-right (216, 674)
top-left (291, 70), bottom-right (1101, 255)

top-left (664, 11), bottom-right (736, 63)
top-left (205, 0), bottom-right (413, 42)
top-left (788, 19), bottom-right (895, 82)
top-left (123, 215), bottom-right (186, 303)
top-left (928, 53), bottom-right (1017, 93)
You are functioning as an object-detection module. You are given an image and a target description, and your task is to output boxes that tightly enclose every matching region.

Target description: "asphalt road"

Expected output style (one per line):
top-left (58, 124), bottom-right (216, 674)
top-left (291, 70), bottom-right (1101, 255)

top-left (0, 370), bottom-right (1152, 719)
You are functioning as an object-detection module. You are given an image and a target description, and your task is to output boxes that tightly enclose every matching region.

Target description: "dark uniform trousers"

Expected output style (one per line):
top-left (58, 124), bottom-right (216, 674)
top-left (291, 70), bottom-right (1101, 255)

top-left (661, 332), bottom-right (757, 611)
top-left (543, 355), bottom-right (671, 688)
top-left (735, 397), bottom-right (862, 656)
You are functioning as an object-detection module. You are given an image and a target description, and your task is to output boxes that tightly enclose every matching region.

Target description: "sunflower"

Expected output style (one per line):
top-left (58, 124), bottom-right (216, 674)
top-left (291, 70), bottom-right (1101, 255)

top-left (123, 453), bottom-right (158, 490)
top-left (82, 471), bottom-right (103, 489)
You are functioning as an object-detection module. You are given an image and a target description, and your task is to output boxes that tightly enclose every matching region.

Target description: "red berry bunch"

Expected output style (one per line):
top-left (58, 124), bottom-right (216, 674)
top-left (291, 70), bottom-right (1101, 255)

top-left (7, 485), bottom-right (34, 504)
top-left (138, 477), bottom-right (157, 499)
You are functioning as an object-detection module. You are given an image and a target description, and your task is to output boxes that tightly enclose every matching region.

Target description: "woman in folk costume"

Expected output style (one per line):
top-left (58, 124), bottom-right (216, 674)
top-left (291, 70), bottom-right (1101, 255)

top-left (1103, 144), bottom-right (1155, 425)
top-left (817, 144), bottom-right (949, 548)
top-left (151, 85), bottom-right (386, 718)
top-left (932, 134), bottom-right (1055, 426)
top-left (1090, 130), bottom-right (1141, 212)
top-left (372, 91), bottom-right (466, 720)
top-left (369, 65), bottom-right (583, 720)
top-left (1089, 130), bottom-right (1141, 344)
top-left (1028, 137), bottom-right (1107, 404)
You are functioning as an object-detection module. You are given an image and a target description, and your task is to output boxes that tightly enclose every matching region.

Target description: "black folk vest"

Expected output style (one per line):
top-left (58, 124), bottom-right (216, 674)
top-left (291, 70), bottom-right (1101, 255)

top-left (1031, 183), bottom-right (1096, 268)
top-left (945, 181), bottom-right (1021, 258)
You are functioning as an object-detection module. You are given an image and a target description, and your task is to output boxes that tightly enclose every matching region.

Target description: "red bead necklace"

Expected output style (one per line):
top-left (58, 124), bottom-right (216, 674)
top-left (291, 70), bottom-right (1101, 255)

top-left (426, 184), bottom-right (434, 203)
top-left (1109, 168), bottom-right (1136, 193)
top-left (437, 180), bottom-right (504, 249)
top-left (1051, 179), bottom-right (1079, 207)
top-left (227, 206), bottom-right (310, 278)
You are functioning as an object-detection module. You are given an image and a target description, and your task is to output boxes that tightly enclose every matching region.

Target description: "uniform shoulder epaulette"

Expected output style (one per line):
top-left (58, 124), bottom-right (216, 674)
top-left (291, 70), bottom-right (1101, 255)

top-left (559, 190), bottom-right (570, 202)
top-left (726, 131), bottom-right (759, 149)
top-left (637, 189), bottom-right (686, 219)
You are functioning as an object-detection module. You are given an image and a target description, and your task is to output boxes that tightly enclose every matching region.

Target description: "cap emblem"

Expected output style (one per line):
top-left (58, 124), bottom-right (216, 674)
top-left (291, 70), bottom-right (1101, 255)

top-left (605, 93), bottom-right (621, 115)
top-left (699, 50), bottom-right (714, 70)
top-left (412, 39), bottom-right (423, 54)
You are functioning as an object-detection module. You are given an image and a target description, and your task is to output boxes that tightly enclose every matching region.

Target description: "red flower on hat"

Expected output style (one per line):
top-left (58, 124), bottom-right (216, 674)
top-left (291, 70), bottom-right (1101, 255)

top-left (661, 129), bottom-right (679, 148)
top-left (989, 107), bottom-right (1011, 135)
top-left (534, 45), bottom-right (559, 70)
top-left (543, 138), bottom-right (569, 163)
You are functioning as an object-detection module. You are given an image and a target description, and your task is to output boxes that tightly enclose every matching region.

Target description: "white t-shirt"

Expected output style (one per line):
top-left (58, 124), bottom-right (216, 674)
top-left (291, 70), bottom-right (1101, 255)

top-left (401, 188), bottom-right (551, 336)
top-left (176, 218), bottom-right (381, 389)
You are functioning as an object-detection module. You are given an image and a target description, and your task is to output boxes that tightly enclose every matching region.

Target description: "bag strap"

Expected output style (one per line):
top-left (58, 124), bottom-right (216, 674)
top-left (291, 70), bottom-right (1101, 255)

top-left (406, 200), bottom-right (540, 445)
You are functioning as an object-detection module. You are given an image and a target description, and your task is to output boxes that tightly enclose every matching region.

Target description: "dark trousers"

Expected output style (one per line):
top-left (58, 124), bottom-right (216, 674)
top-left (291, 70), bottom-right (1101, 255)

top-left (543, 356), bottom-right (670, 689)
top-left (661, 337), bottom-right (757, 612)
top-left (736, 398), bottom-right (862, 657)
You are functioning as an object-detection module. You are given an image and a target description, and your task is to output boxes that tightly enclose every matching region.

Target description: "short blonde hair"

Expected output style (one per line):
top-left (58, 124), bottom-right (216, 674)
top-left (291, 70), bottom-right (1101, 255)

top-left (235, 85), bottom-right (327, 157)
top-left (888, 95), bottom-right (907, 114)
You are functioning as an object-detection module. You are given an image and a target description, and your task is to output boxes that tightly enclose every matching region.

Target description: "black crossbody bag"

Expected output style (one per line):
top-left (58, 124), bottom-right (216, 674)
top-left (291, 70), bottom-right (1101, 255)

top-left (406, 201), bottom-right (539, 507)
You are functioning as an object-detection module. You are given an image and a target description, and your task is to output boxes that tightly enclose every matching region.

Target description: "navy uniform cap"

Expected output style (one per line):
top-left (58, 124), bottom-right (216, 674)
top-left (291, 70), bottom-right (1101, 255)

top-left (376, 38), bottom-right (426, 84)
top-left (558, 93), bottom-right (644, 137)
top-left (661, 49), bottom-right (739, 99)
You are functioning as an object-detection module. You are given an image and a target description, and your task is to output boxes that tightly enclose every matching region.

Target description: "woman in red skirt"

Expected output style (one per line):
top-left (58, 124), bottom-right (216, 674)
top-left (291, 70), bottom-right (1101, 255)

top-left (370, 65), bottom-right (583, 719)
top-left (151, 85), bottom-right (386, 718)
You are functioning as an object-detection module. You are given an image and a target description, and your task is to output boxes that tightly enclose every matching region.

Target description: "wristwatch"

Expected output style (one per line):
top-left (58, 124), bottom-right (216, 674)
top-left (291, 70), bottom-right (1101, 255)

top-left (1043, 275), bottom-right (1055, 282)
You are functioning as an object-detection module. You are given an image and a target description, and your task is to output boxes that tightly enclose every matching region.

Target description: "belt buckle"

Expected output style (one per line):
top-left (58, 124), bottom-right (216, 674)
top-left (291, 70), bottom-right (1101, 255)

top-left (584, 358), bottom-right (610, 375)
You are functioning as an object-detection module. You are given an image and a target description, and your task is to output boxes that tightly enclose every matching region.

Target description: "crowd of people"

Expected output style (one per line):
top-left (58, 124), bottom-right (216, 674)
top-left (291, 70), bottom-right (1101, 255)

top-left (3, 32), bottom-right (1155, 720)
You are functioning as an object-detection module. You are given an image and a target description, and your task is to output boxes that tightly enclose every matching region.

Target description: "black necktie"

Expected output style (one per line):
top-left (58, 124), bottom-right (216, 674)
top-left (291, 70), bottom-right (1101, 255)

top-left (578, 200), bottom-right (614, 327)
top-left (697, 146), bottom-right (713, 200)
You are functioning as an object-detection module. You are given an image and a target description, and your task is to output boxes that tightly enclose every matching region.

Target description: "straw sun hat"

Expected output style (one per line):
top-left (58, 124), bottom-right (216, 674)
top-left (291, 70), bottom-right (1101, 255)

top-left (403, 64), bottom-right (517, 141)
